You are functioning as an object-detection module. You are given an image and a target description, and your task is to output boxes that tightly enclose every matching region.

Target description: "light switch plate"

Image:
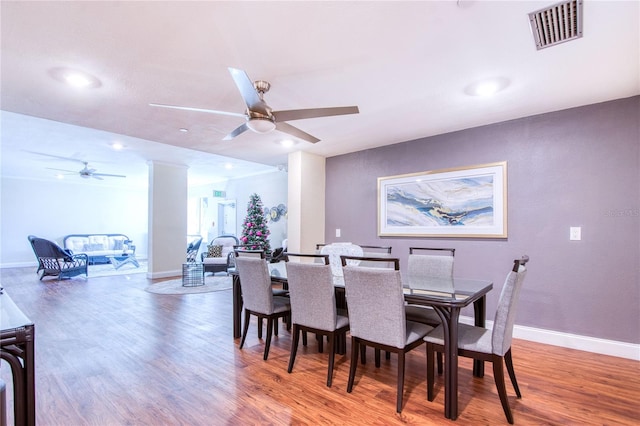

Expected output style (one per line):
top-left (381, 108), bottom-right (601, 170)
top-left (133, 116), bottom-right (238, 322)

top-left (570, 227), bottom-right (581, 241)
top-left (336, 228), bottom-right (341, 238)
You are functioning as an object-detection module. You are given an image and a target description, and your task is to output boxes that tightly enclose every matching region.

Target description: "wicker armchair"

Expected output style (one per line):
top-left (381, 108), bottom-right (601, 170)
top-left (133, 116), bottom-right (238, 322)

top-left (27, 235), bottom-right (89, 280)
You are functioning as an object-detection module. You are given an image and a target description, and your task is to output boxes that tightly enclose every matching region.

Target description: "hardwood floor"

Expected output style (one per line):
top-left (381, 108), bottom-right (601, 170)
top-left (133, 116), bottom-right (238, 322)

top-left (1, 266), bottom-right (638, 425)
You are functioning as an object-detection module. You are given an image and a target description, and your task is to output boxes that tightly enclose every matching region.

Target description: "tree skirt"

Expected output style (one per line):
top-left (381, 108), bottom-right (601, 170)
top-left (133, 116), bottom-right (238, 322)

top-left (145, 275), bottom-right (232, 295)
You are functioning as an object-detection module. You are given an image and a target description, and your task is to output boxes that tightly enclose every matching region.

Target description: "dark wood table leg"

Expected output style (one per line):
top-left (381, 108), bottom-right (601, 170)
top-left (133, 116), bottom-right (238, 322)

top-left (0, 324), bottom-right (35, 426)
top-left (25, 326), bottom-right (35, 426)
top-left (232, 274), bottom-right (242, 339)
top-left (446, 308), bottom-right (461, 420)
top-left (432, 306), bottom-right (460, 420)
top-left (472, 296), bottom-right (486, 377)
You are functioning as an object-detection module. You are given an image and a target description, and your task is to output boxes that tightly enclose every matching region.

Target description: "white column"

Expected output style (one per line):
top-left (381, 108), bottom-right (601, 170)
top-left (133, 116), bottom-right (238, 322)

top-left (147, 161), bottom-right (188, 279)
top-left (287, 151), bottom-right (325, 253)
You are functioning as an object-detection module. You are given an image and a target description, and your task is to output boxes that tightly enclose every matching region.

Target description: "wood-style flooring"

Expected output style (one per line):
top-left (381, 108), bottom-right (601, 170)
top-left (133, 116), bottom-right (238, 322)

top-left (0, 266), bottom-right (638, 425)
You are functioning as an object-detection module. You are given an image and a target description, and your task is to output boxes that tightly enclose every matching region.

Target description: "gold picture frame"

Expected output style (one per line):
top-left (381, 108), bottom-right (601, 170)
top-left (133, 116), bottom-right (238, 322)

top-left (377, 161), bottom-right (507, 238)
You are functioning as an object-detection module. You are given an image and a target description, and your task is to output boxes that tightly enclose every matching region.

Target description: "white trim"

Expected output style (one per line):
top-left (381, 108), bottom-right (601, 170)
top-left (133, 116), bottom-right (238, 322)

top-left (460, 316), bottom-right (640, 361)
top-left (1, 261), bottom-right (39, 268)
top-left (146, 269), bottom-right (181, 280)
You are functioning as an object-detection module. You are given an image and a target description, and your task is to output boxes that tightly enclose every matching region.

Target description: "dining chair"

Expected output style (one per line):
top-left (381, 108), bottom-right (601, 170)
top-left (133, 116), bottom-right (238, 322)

top-left (405, 247), bottom-right (456, 326)
top-left (424, 255), bottom-right (529, 424)
top-left (341, 255), bottom-right (434, 413)
top-left (319, 243), bottom-right (364, 281)
top-left (234, 247), bottom-right (266, 258)
top-left (235, 256), bottom-right (291, 360)
top-left (285, 253), bottom-right (350, 387)
top-left (404, 247), bottom-right (455, 372)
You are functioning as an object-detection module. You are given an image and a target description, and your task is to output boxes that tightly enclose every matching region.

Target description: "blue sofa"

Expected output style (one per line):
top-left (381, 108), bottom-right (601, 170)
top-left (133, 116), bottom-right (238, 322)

top-left (63, 234), bottom-right (135, 265)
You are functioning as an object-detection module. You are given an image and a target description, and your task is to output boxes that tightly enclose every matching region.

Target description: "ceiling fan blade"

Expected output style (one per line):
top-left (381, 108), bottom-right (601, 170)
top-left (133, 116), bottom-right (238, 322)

top-left (149, 103), bottom-right (245, 118)
top-left (27, 150), bottom-right (87, 165)
top-left (91, 175), bottom-right (104, 180)
top-left (272, 106), bottom-right (359, 122)
top-left (222, 123), bottom-right (250, 141)
top-left (46, 167), bottom-right (77, 173)
top-left (92, 173), bottom-right (127, 178)
top-left (228, 68), bottom-right (270, 115)
top-left (275, 122), bottom-right (320, 144)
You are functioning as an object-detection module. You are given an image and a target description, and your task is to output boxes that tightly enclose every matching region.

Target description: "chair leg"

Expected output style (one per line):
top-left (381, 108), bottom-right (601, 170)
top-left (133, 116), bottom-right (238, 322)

top-left (326, 333), bottom-right (336, 387)
top-left (375, 348), bottom-right (381, 368)
top-left (257, 318), bottom-right (263, 339)
top-left (386, 351), bottom-right (391, 360)
top-left (337, 331), bottom-right (346, 355)
top-left (318, 333), bottom-right (324, 353)
top-left (239, 310), bottom-right (251, 349)
top-left (492, 356), bottom-right (514, 424)
top-left (302, 331), bottom-right (308, 346)
top-left (264, 318), bottom-right (274, 361)
top-left (274, 318), bottom-right (279, 336)
top-left (437, 352), bottom-right (443, 375)
top-left (360, 344), bottom-right (367, 364)
top-left (426, 343), bottom-right (435, 401)
top-left (288, 325), bottom-right (300, 373)
top-left (347, 337), bottom-right (359, 393)
top-left (504, 348), bottom-right (522, 398)
top-left (396, 351), bottom-right (405, 413)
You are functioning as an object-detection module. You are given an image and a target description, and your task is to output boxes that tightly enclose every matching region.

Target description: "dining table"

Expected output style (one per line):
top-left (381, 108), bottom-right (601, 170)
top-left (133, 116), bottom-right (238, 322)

top-left (0, 288), bottom-right (36, 426)
top-left (230, 260), bottom-right (493, 421)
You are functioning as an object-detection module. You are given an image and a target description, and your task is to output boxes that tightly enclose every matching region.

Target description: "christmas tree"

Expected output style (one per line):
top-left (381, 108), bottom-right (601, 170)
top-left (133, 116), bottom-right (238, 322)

top-left (240, 193), bottom-right (271, 254)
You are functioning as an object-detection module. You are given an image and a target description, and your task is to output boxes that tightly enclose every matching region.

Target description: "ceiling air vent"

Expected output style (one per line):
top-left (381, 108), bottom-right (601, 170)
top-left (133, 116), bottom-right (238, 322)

top-left (529, 0), bottom-right (583, 50)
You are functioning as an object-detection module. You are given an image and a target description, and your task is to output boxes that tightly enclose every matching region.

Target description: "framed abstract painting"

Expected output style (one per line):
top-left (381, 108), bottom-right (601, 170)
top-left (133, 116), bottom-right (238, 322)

top-left (377, 161), bottom-right (507, 238)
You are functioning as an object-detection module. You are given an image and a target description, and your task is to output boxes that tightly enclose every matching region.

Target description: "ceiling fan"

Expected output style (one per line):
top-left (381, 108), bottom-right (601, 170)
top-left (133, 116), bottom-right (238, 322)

top-left (27, 151), bottom-right (127, 180)
top-left (149, 67), bottom-right (359, 143)
top-left (47, 162), bottom-right (127, 180)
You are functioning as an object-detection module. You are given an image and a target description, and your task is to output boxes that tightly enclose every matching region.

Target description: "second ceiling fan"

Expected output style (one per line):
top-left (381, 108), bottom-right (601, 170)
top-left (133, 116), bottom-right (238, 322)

top-left (150, 67), bottom-right (359, 143)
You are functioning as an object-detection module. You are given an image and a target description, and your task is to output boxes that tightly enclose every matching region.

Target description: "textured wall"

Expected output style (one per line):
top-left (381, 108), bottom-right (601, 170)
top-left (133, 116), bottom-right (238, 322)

top-left (326, 96), bottom-right (639, 344)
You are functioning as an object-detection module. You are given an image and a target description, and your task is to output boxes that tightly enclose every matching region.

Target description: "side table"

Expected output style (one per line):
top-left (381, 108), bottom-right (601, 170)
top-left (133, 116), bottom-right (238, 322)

top-left (182, 263), bottom-right (204, 287)
top-left (0, 288), bottom-right (35, 426)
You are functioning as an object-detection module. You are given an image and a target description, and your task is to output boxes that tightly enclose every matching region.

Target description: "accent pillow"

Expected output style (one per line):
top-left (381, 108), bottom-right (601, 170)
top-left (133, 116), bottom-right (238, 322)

top-left (207, 244), bottom-right (223, 257)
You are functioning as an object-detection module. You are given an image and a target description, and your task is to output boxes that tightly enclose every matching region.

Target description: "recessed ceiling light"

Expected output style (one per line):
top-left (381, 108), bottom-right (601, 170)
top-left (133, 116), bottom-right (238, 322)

top-left (48, 67), bottom-right (102, 89)
top-left (464, 77), bottom-right (510, 97)
top-left (111, 142), bottom-right (124, 150)
top-left (224, 163), bottom-right (233, 170)
top-left (179, 128), bottom-right (189, 133)
top-left (279, 139), bottom-right (297, 148)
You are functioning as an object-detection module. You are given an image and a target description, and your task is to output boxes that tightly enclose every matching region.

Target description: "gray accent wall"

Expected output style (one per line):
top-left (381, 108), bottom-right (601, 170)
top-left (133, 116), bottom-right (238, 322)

top-left (325, 96), bottom-right (639, 344)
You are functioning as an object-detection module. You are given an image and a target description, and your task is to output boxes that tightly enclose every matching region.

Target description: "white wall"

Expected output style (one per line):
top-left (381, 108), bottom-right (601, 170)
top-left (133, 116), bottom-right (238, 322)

top-left (1, 177), bottom-right (148, 266)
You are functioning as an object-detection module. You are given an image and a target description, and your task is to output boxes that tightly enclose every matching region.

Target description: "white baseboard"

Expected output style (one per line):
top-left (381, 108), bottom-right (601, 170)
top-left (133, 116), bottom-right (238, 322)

top-left (146, 270), bottom-right (181, 279)
top-left (1, 261), bottom-right (38, 268)
top-left (460, 316), bottom-right (640, 361)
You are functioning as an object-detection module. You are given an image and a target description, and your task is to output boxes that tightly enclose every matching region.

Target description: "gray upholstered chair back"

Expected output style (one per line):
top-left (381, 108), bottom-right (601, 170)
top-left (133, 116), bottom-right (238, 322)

top-left (235, 256), bottom-right (274, 314)
top-left (406, 254), bottom-right (454, 292)
top-left (342, 266), bottom-right (407, 348)
top-left (407, 254), bottom-right (454, 280)
top-left (285, 261), bottom-right (338, 331)
top-left (491, 263), bottom-right (528, 356)
top-left (234, 248), bottom-right (265, 258)
top-left (320, 243), bottom-right (364, 277)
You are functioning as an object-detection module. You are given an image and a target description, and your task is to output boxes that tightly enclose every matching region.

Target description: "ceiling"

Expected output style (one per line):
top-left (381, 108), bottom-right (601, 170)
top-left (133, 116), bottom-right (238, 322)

top-left (1, 1), bottom-right (638, 187)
